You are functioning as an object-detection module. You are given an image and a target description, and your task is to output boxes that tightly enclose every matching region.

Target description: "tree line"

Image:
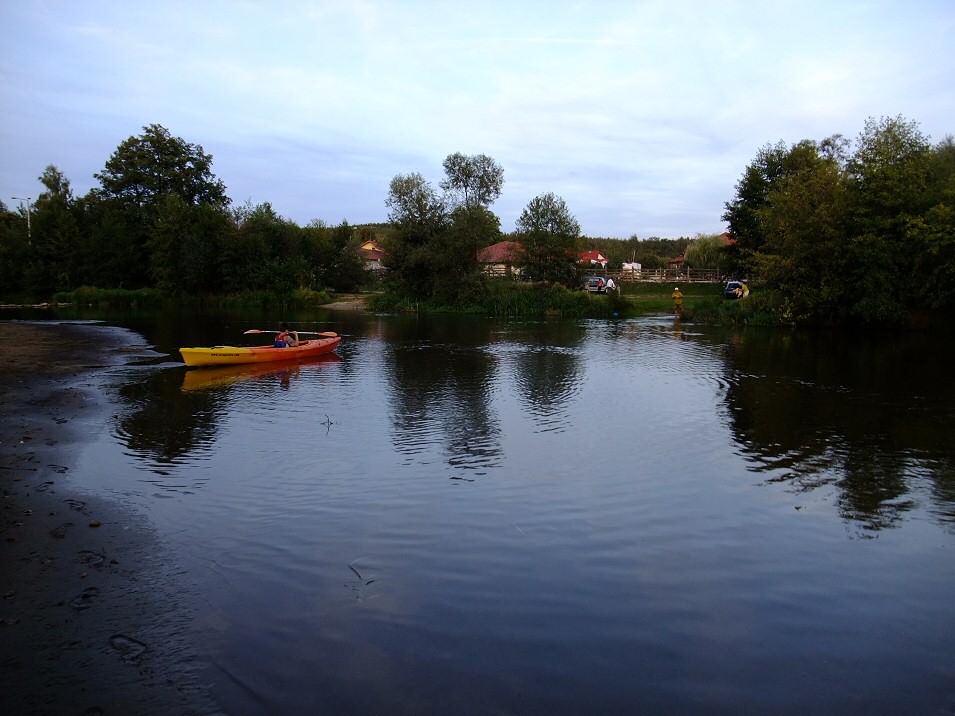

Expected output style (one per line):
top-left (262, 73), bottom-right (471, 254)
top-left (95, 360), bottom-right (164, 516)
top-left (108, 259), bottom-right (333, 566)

top-left (3, 116), bottom-right (952, 325)
top-left (0, 124), bottom-right (368, 302)
top-left (723, 115), bottom-right (955, 325)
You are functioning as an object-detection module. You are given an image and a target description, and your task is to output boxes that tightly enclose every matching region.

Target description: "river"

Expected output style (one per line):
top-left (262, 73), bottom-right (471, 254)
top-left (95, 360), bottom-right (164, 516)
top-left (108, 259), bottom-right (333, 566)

top-left (14, 307), bottom-right (955, 714)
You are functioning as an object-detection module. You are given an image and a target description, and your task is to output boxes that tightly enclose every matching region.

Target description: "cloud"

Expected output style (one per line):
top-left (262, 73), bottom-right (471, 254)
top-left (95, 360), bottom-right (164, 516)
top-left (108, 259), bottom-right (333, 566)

top-left (2, 0), bottom-right (953, 237)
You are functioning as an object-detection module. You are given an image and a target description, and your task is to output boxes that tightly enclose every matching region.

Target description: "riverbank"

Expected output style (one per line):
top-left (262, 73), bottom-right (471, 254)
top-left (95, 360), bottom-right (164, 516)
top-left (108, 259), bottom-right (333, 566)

top-left (0, 321), bottom-right (216, 715)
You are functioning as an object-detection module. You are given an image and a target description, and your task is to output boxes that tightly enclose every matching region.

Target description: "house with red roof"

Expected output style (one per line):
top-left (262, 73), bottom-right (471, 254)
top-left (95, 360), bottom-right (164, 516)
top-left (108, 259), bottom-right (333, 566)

top-left (579, 249), bottom-right (608, 268)
top-left (358, 239), bottom-right (385, 271)
top-left (477, 240), bottom-right (524, 277)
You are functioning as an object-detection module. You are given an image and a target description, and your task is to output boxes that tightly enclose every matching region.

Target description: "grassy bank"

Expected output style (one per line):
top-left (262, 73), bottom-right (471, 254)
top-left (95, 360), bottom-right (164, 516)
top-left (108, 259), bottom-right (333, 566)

top-left (37, 282), bottom-right (773, 323)
top-left (366, 281), bottom-right (728, 318)
top-left (50, 286), bottom-right (333, 309)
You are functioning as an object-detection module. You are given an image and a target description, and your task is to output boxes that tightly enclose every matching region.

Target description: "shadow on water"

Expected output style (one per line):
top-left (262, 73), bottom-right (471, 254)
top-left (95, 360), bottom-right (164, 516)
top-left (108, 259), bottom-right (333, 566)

top-left (719, 327), bottom-right (955, 532)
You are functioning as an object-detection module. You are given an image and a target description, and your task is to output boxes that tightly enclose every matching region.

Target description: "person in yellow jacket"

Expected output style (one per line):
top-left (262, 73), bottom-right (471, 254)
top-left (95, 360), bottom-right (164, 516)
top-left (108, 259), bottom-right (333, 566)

top-left (671, 287), bottom-right (683, 316)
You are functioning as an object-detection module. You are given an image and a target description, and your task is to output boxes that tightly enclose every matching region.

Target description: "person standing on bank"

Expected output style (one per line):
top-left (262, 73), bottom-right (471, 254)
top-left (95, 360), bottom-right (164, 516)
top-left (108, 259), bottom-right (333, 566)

top-left (671, 287), bottom-right (683, 316)
top-left (274, 322), bottom-right (300, 348)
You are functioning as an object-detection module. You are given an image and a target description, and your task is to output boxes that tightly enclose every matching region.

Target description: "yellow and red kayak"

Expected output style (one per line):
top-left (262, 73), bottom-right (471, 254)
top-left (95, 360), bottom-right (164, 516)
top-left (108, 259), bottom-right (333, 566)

top-left (179, 335), bottom-right (341, 367)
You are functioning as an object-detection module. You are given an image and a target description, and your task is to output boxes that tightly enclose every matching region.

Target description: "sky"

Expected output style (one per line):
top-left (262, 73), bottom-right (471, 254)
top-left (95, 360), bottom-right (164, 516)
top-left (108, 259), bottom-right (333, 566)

top-left (1, 1), bottom-right (953, 239)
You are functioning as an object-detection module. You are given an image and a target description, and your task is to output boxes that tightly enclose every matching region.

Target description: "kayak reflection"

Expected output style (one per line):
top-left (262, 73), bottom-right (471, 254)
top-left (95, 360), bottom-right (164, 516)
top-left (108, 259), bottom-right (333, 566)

top-left (181, 352), bottom-right (342, 391)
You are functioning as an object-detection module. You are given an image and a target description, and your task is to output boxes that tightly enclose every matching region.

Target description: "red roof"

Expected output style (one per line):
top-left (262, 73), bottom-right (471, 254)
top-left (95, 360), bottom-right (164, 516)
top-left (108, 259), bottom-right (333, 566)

top-left (579, 249), bottom-right (607, 264)
top-left (478, 241), bottom-right (523, 263)
top-left (358, 240), bottom-right (384, 262)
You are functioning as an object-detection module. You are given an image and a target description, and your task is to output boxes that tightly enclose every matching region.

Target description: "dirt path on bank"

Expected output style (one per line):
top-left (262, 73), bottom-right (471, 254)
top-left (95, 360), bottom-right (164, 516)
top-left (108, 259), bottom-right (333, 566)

top-left (324, 293), bottom-right (369, 311)
top-left (0, 321), bottom-right (217, 715)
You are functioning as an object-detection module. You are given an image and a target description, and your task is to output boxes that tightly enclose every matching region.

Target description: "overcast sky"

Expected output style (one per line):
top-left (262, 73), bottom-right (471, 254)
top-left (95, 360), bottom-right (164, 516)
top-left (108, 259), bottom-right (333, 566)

top-left (2, 1), bottom-right (952, 239)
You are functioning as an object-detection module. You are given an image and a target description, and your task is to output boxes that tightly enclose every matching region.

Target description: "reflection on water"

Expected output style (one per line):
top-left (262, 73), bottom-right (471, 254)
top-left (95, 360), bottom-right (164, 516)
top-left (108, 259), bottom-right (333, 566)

top-left (180, 353), bottom-right (341, 392)
top-left (384, 339), bottom-right (502, 474)
top-left (510, 345), bottom-right (582, 433)
top-left (722, 328), bottom-right (955, 531)
top-left (69, 311), bottom-right (955, 714)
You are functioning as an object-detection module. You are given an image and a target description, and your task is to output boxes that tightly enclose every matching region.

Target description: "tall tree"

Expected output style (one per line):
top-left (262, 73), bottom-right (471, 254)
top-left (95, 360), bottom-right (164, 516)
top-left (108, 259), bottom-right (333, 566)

top-left (515, 193), bottom-right (581, 286)
top-left (845, 116), bottom-right (933, 321)
top-left (912, 137), bottom-right (955, 309)
top-left (433, 205), bottom-right (499, 304)
top-left (95, 124), bottom-right (229, 209)
top-left (0, 201), bottom-right (30, 298)
top-left (90, 124), bottom-right (230, 287)
top-left (440, 153), bottom-right (504, 209)
top-left (25, 165), bottom-right (82, 294)
top-left (383, 172), bottom-right (449, 299)
top-left (756, 145), bottom-right (850, 322)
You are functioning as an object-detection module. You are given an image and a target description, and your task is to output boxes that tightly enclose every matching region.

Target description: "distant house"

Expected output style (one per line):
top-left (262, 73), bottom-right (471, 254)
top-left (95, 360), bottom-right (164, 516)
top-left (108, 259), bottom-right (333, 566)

top-left (477, 241), bottom-right (523, 277)
top-left (358, 239), bottom-right (385, 271)
top-left (720, 232), bottom-right (736, 246)
top-left (668, 255), bottom-right (685, 270)
top-left (579, 249), bottom-right (608, 268)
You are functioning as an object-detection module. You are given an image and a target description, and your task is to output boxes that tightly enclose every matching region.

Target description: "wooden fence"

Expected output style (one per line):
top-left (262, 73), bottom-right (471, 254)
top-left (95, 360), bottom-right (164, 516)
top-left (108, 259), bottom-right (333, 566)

top-left (609, 268), bottom-right (720, 283)
top-left (482, 266), bottom-right (722, 282)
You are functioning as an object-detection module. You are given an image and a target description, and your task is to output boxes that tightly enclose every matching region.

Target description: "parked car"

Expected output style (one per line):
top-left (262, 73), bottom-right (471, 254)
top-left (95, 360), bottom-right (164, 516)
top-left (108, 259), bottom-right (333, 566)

top-left (724, 280), bottom-right (749, 299)
top-left (583, 275), bottom-right (606, 293)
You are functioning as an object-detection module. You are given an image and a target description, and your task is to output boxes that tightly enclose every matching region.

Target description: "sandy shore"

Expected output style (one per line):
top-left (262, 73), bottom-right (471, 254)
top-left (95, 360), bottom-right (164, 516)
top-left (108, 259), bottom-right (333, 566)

top-left (0, 321), bottom-right (217, 715)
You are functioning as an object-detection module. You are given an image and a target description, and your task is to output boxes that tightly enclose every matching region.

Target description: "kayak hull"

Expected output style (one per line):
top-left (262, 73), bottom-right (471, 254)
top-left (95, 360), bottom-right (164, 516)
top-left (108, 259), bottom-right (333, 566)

top-left (181, 353), bottom-right (341, 390)
top-left (179, 336), bottom-right (341, 367)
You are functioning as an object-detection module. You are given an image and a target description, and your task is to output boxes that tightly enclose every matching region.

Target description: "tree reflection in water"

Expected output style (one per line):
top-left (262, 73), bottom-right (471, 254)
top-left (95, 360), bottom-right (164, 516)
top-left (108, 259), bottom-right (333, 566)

top-left (721, 328), bottom-right (955, 532)
top-left (382, 318), bottom-right (503, 476)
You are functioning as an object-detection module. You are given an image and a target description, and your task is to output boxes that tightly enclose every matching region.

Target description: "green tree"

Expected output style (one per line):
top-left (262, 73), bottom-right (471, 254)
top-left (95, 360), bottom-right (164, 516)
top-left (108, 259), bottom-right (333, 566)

top-left (912, 137), bottom-right (955, 309)
top-left (149, 195), bottom-right (232, 294)
top-left (383, 172), bottom-right (449, 299)
top-left (755, 145), bottom-right (850, 322)
top-left (724, 116), bottom-right (951, 325)
top-left (219, 202), bottom-right (300, 293)
top-left (440, 152), bottom-right (504, 209)
top-left (383, 157), bottom-right (504, 304)
top-left (844, 116), bottom-right (933, 321)
top-left (95, 123), bottom-right (229, 209)
top-left (90, 124), bottom-right (230, 287)
top-left (515, 193), bottom-right (582, 285)
top-left (324, 221), bottom-right (369, 293)
top-left (722, 141), bottom-right (788, 265)
top-left (683, 233), bottom-right (727, 272)
top-left (74, 194), bottom-right (141, 288)
top-left (0, 201), bottom-right (30, 298)
top-left (24, 165), bottom-right (82, 295)
top-left (433, 205), bottom-right (499, 304)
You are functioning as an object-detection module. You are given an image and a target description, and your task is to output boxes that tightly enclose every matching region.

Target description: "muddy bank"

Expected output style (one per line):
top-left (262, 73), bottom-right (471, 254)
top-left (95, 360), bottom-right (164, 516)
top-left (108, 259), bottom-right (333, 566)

top-left (0, 321), bottom-right (217, 715)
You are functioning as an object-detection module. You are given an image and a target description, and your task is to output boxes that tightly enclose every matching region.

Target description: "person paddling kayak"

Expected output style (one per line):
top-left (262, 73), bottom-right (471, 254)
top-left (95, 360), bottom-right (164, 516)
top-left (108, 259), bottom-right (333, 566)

top-left (274, 322), bottom-right (300, 348)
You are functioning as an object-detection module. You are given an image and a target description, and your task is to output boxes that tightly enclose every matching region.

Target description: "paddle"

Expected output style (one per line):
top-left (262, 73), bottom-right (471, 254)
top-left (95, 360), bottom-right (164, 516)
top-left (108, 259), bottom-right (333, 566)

top-left (243, 329), bottom-right (339, 338)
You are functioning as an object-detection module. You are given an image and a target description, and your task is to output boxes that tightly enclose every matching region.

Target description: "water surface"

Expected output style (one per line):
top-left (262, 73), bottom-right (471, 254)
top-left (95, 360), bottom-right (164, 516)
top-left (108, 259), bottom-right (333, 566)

top-left (63, 311), bottom-right (955, 714)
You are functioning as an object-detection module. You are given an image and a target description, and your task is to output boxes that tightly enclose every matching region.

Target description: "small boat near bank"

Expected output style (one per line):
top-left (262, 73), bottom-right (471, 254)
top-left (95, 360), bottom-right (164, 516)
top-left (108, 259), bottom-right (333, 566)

top-left (179, 335), bottom-right (341, 367)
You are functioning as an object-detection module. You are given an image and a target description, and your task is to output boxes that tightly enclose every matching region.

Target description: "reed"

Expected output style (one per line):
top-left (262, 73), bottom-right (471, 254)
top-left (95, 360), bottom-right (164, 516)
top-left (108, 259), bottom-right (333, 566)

top-left (53, 286), bottom-right (166, 308)
top-left (367, 282), bottom-right (612, 317)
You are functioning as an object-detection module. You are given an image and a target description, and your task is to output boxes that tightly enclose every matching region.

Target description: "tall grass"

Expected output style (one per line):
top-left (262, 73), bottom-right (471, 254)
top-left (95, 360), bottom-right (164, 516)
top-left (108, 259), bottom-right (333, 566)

top-left (52, 286), bottom-right (166, 308)
top-left (52, 286), bottom-right (332, 309)
top-left (689, 292), bottom-right (786, 325)
top-left (368, 282), bottom-right (615, 317)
